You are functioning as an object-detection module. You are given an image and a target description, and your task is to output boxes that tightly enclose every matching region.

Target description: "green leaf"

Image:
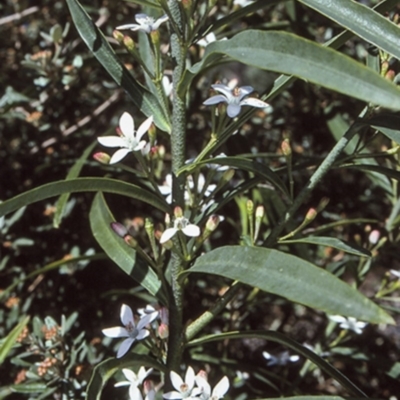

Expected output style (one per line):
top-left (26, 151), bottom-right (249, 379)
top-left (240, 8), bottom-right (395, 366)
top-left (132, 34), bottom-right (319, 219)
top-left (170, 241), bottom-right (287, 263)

top-left (280, 236), bottom-right (371, 257)
top-left (86, 354), bottom-right (166, 400)
top-left (89, 193), bottom-right (167, 304)
top-left (0, 316), bottom-right (30, 364)
top-left (187, 331), bottom-right (366, 398)
top-left (0, 177), bottom-right (170, 218)
top-left (299, 0), bottom-right (400, 61)
top-left (188, 246), bottom-right (393, 324)
top-left (364, 112), bottom-right (400, 143)
top-left (10, 383), bottom-right (48, 394)
top-left (53, 141), bottom-right (96, 228)
top-left (65, 0), bottom-right (171, 133)
top-left (185, 30), bottom-right (400, 109)
top-left (341, 164), bottom-right (400, 184)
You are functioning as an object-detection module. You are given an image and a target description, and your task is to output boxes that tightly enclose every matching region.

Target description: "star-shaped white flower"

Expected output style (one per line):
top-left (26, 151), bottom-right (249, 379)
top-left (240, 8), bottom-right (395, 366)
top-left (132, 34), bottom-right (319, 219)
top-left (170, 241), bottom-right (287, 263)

top-left (328, 315), bottom-right (367, 335)
top-left (203, 84), bottom-right (270, 118)
top-left (160, 216), bottom-right (200, 244)
top-left (164, 366), bottom-right (197, 399)
top-left (97, 112), bottom-right (153, 164)
top-left (102, 304), bottom-right (158, 358)
top-left (262, 350), bottom-right (300, 366)
top-left (195, 375), bottom-right (229, 400)
top-left (115, 367), bottom-right (153, 400)
top-left (116, 14), bottom-right (169, 34)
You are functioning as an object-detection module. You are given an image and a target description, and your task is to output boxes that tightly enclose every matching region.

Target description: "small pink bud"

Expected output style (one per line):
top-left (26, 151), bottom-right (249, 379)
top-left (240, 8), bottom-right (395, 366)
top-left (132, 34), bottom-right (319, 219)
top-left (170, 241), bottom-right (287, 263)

top-left (206, 215), bottom-right (221, 232)
top-left (173, 206), bottom-right (183, 218)
top-left (158, 323), bottom-right (169, 339)
top-left (123, 35), bottom-right (136, 52)
top-left (110, 222), bottom-right (128, 238)
top-left (305, 208), bottom-right (317, 222)
top-left (281, 139), bottom-right (292, 157)
top-left (113, 29), bottom-right (124, 43)
top-left (368, 230), bottom-right (380, 245)
top-left (93, 152), bottom-right (110, 164)
top-left (124, 235), bottom-right (138, 248)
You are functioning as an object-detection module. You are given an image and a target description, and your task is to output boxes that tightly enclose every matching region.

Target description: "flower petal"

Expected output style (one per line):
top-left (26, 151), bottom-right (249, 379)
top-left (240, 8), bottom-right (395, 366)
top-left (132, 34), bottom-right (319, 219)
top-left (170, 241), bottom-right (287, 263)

top-left (240, 97), bottom-right (269, 109)
top-left (160, 227), bottom-right (177, 243)
top-left (122, 368), bottom-right (138, 384)
top-left (117, 337), bottom-right (135, 358)
top-left (136, 115), bottom-right (153, 141)
top-left (97, 136), bottom-right (126, 148)
top-left (119, 112), bottom-right (135, 139)
top-left (203, 94), bottom-right (228, 106)
top-left (116, 24), bottom-right (138, 30)
top-left (226, 104), bottom-right (241, 118)
top-left (182, 224), bottom-right (200, 238)
top-left (136, 329), bottom-right (150, 341)
top-left (129, 386), bottom-right (143, 400)
top-left (195, 376), bottom-right (211, 397)
top-left (153, 15), bottom-right (169, 30)
top-left (185, 366), bottom-right (195, 390)
top-left (211, 84), bottom-right (233, 98)
top-left (212, 376), bottom-right (229, 398)
top-left (238, 85), bottom-right (254, 97)
top-left (102, 326), bottom-right (128, 338)
top-left (163, 391), bottom-right (183, 399)
top-left (137, 311), bottom-right (158, 330)
top-left (135, 13), bottom-right (152, 25)
top-left (121, 304), bottom-right (134, 326)
top-left (170, 371), bottom-right (184, 392)
top-left (109, 148), bottom-right (130, 164)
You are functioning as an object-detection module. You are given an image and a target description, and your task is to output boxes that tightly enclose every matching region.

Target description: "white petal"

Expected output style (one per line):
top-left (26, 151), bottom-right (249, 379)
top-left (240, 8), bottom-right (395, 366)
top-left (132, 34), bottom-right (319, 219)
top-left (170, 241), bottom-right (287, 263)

top-left (211, 84), bottom-right (233, 98)
top-left (160, 227), bottom-right (177, 243)
top-left (240, 97), bottom-right (269, 108)
top-left (136, 329), bottom-right (150, 341)
top-left (122, 368), bottom-right (138, 384)
top-left (121, 304), bottom-right (134, 326)
top-left (238, 85), bottom-right (254, 96)
top-left (163, 391), bottom-right (183, 399)
top-left (119, 112), bottom-right (135, 139)
top-left (170, 371), bottom-right (184, 392)
top-left (117, 337), bottom-right (135, 358)
top-left (212, 376), bottom-right (229, 398)
top-left (329, 315), bottom-right (346, 324)
top-left (116, 24), bottom-right (139, 30)
top-left (226, 104), bottom-right (241, 118)
top-left (195, 376), bottom-right (210, 397)
top-left (185, 366), bottom-right (195, 390)
top-left (109, 148), bottom-right (130, 164)
top-left (114, 381), bottom-right (130, 387)
top-left (137, 311), bottom-right (158, 330)
top-left (138, 367), bottom-right (153, 383)
top-left (97, 136), bottom-right (126, 148)
top-left (129, 385), bottom-right (143, 400)
top-left (182, 224), bottom-right (200, 238)
top-left (102, 327), bottom-right (128, 338)
top-left (153, 15), bottom-right (169, 29)
top-left (136, 115), bottom-right (153, 141)
top-left (135, 13), bottom-right (152, 25)
top-left (203, 95), bottom-right (228, 106)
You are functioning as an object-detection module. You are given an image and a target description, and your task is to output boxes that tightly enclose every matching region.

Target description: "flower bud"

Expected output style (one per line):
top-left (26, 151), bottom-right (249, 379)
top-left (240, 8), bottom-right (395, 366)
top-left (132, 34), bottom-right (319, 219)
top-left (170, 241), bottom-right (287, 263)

top-left (368, 229), bottom-right (380, 245)
top-left (145, 218), bottom-right (154, 236)
top-left (123, 35), bottom-right (136, 52)
top-left (124, 235), bottom-right (138, 248)
top-left (381, 61), bottom-right (389, 77)
top-left (221, 168), bottom-right (235, 184)
top-left (206, 214), bottom-right (221, 232)
top-left (93, 152), bottom-right (110, 164)
top-left (246, 200), bottom-right (254, 216)
top-left (281, 139), bottom-right (292, 157)
top-left (255, 205), bottom-right (265, 220)
top-left (385, 70), bottom-right (395, 81)
top-left (158, 323), bottom-right (169, 339)
top-left (113, 29), bottom-right (125, 44)
top-left (148, 123), bottom-right (157, 146)
top-left (150, 29), bottom-right (160, 46)
top-left (110, 222), bottom-right (128, 238)
top-left (305, 208), bottom-right (317, 222)
top-left (173, 206), bottom-right (183, 218)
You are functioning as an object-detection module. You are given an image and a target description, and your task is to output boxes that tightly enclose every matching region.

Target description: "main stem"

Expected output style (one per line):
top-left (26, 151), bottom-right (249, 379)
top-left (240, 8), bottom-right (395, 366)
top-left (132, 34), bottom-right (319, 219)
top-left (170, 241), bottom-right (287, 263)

top-left (167, 28), bottom-right (187, 372)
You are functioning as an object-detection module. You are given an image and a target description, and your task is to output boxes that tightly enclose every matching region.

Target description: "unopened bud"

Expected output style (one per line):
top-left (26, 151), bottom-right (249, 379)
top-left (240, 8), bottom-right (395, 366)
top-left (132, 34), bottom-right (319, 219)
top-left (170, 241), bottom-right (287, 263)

top-left (381, 61), bottom-right (389, 77)
top-left (113, 29), bottom-right (125, 44)
top-left (181, 0), bottom-right (192, 10)
top-left (197, 369), bottom-right (208, 380)
top-left (247, 200), bottom-right (254, 216)
top-left (123, 35), bottom-right (136, 52)
top-left (93, 152), bottom-right (110, 164)
top-left (150, 29), bottom-right (160, 46)
top-left (281, 139), bottom-right (292, 157)
top-left (255, 205), bottom-right (265, 220)
top-left (148, 123), bottom-right (157, 146)
top-left (164, 213), bottom-right (171, 226)
top-left (368, 229), bottom-right (380, 245)
top-left (145, 218), bottom-right (154, 235)
top-left (305, 208), bottom-right (317, 222)
top-left (124, 235), bottom-right (138, 248)
top-left (206, 214), bottom-right (221, 232)
top-left (158, 145), bottom-right (166, 159)
top-left (385, 70), bottom-right (395, 81)
top-left (110, 222), bottom-right (128, 238)
top-left (158, 323), bottom-right (169, 339)
top-left (317, 197), bottom-right (330, 212)
top-left (173, 206), bottom-right (183, 218)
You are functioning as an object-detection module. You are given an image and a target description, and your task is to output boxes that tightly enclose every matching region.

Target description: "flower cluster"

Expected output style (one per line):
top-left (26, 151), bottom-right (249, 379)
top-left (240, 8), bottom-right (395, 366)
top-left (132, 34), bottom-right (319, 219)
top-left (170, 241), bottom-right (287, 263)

top-left (328, 315), bottom-right (367, 335)
top-left (116, 13), bottom-right (169, 34)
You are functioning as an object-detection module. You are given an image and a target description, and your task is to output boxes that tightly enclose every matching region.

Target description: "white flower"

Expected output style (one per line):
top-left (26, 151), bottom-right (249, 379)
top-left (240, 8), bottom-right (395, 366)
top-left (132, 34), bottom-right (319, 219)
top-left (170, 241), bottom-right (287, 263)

top-left (163, 366), bottom-right (196, 399)
top-left (160, 217), bottom-right (200, 243)
top-left (207, 153), bottom-right (229, 172)
top-left (162, 76), bottom-right (173, 98)
top-left (115, 367), bottom-right (153, 400)
top-left (195, 375), bottom-right (229, 400)
top-left (116, 13), bottom-right (169, 33)
top-left (203, 84), bottom-right (270, 118)
top-left (262, 350), bottom-right (300, 367)
top-left (328, 315), bottom-right (367, 334)
top-left (102, 304), bottom-right (158, 358)
top-left (98, 112), bottom-right (153, 164)
top-left (188, 174), bottom-right (216, 198)
top-left (197, 33), bottom-right (227, 48)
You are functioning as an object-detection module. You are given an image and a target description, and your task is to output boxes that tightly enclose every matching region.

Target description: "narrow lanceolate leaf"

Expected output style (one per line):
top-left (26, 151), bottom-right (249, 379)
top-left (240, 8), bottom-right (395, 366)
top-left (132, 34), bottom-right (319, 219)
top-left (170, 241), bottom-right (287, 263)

top-left (0, 316), bottom-right (30, 364)
top-left (189, 246), bottom-right (393, 324)
top-left (280, 236), bottom-right (371, 258)
top-left (364, 112), bottom-right (400, 143)
top-left (89, 193), bottom-right (167, 304)
top-left (298, 0), bottom-right (400, 61)
top-left (86, 354), bottom-right (166, 400)
top-left (0, 177), bottom-right (170, 218)
top-left (185, 30), bottom-right (400, 110)
top-left (65, 0), bottom-right (171, 133)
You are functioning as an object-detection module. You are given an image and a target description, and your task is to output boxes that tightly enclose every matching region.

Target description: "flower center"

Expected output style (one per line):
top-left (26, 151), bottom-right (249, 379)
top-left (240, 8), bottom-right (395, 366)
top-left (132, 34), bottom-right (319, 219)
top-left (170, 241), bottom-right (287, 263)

top-left (126, 321), bottom-right (139, 338)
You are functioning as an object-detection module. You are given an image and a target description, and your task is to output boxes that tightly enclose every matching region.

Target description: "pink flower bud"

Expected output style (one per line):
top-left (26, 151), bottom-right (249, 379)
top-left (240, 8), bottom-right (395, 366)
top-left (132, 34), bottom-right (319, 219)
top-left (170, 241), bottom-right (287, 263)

top-left (93, 152), bottom-right (110, 164)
